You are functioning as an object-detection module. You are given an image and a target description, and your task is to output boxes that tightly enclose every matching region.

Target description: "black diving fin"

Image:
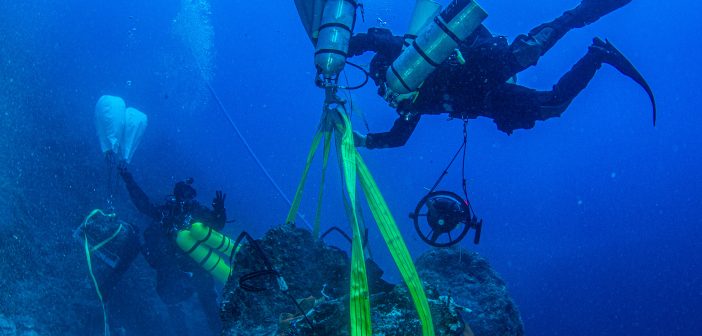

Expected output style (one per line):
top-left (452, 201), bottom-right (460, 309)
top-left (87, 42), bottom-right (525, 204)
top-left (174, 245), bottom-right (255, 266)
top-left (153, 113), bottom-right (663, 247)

top-left (593, 37), bottom-right (657, 125)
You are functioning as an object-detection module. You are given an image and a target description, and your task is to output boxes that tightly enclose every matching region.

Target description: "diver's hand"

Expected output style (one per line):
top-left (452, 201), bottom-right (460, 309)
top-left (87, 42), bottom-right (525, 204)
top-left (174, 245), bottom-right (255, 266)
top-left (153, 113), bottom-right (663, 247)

top-left (117, 161), bottom-right (132, 181)
top-left (353, 131), bottom-right (367, 148)
top-left (349, 28), bottom-right (395, 57)
top-left (212, 191), bottom-right (226, 211)
top-left (348, 33), bottom-right (371, 57)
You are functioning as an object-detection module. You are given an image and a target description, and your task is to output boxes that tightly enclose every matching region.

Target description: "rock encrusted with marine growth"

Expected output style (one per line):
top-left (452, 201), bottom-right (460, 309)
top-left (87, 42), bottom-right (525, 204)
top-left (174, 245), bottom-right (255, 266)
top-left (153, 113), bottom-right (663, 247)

top-left (416, 249), bottom-right (525, 336)
top-left (220, 223), bottom-right (523, 335)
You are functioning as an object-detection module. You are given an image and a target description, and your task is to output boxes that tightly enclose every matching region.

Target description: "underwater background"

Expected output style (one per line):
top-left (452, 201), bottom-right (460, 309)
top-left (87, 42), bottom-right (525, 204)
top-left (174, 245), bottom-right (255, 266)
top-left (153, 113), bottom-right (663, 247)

top-left (0, 0), bottom-right (700, 335)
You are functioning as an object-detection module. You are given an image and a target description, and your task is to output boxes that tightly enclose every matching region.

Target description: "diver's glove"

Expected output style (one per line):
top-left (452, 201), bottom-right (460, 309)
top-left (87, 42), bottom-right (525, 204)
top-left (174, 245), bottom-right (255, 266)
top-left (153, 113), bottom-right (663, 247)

top-left (353, 131), bottom-right (368, 148)
top-left (212, 191), bottom-right (226, 212)
top-left (348, 28), bottom-right (399, 57)
top-left (348, 34), bottom-right (371, 57)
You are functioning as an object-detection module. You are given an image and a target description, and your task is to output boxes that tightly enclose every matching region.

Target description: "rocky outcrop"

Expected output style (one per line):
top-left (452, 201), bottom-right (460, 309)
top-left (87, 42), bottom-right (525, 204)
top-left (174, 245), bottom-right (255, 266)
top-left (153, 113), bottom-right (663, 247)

top-left (416, 249), bottom-right (524, 336)
top-left (220, 223), bottom-right (523, 335)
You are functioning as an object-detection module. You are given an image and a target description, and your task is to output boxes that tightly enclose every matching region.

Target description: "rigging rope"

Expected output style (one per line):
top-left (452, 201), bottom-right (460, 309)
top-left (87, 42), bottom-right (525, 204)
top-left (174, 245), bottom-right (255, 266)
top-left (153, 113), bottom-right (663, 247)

top-left (203, 81), bottom-right (312, 230)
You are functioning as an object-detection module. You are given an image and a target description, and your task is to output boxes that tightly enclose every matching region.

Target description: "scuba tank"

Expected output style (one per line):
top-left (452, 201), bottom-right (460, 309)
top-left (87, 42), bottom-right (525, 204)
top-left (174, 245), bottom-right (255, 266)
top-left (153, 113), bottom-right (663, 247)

top-left (175, 222), bottom-right (237, 284)
top-left (385, 0), bottom-right (487, 104)
top-left (403, 0), bottom-right (442, 49)
top-left (314, 0), bottom-right (358, 85)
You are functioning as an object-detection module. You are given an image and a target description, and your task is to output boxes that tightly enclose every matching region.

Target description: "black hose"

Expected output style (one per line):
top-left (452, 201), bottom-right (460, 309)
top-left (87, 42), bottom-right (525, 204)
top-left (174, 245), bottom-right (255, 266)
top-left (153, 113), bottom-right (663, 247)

top-left (229, 231), bottom-right (274, 270)
top-left (239, 269), bottom-right (278, 292)
top-left (230, 231), bottom-right (316, 331)
top-left (320, 226), bottom-right (353, 243)
top-left (320, 226), bottom-right (369, 248)
top-left (339, 61), bottom-right (370, 90)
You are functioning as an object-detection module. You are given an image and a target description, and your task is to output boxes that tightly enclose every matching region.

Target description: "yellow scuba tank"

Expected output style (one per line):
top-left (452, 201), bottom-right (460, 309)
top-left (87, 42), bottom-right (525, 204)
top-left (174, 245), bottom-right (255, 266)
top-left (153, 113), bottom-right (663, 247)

top-left (175, 222), bottom-right (236, 284)
top-left (314, 0), bottom-right (358, 83)
top-left (187, 222), bottom-right (237, 257)
top-left (385, 0), bottom-right (487, 102)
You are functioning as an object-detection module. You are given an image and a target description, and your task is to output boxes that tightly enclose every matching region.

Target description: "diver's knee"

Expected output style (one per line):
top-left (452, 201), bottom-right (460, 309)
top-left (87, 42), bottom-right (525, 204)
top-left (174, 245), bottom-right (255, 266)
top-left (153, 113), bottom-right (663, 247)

top-left (537, 93), bottom-right (572, 119)
top-left (510, 34), bottom-right (543, 71)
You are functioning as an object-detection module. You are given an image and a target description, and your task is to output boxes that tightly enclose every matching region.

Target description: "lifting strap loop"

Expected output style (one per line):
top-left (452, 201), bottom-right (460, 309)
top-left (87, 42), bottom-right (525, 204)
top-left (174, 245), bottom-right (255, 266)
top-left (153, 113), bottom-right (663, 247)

top-left (356, 153), bottom-right (435, 335)
top-left (286, 100), bottom-right (435, 335)
top-left (334, 106), bottom-right (373, 336)
top-left (313, 132), bottom-right (332, 238)
top-left (285, 121), bottom-right (329, 226)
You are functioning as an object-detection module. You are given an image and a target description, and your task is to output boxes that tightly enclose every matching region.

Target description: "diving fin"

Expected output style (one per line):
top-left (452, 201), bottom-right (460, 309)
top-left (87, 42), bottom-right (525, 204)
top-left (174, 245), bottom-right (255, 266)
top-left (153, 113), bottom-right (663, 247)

top-left (572, 0), bottom-right (633, 26)
top-left (593, 37), bottom-right (657, 125)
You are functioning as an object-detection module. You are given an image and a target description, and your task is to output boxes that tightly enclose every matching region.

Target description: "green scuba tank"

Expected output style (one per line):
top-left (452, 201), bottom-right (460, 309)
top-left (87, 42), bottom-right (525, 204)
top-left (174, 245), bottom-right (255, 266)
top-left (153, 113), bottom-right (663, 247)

top-left (175, 222), bottom-right (237, 284)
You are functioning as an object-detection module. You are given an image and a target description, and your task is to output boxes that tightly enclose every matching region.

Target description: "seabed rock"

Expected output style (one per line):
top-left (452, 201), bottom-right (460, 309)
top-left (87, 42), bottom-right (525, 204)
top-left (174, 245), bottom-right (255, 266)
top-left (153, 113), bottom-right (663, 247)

top-left (0, 315), bottom-right (16, 336)
top-left (416, 249), bottom-right (524, 336)
top-left (221, 224), bottom-right (523, 335)
top-left (0, 314), bottom-right (40, 336)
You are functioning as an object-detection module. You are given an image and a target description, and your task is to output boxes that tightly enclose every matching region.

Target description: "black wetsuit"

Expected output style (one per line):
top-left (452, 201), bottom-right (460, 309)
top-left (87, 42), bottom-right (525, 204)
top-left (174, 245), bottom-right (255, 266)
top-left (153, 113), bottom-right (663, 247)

top-left (351, 3), bottom-right (625, 149)
top-left (122, 173), bottom-right (226, 335)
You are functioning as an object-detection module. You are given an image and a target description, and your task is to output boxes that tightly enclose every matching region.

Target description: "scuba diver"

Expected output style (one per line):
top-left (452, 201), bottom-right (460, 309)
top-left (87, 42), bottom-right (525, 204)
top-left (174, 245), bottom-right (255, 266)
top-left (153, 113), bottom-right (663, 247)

top-left (117, 165), bottom-right (227, 335)
top-left (350, 0), bottom-right (656, 149)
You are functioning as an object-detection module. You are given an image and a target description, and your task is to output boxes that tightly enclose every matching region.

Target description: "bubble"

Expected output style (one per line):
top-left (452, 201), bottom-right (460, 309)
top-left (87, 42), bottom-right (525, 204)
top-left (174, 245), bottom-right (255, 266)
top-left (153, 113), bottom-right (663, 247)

top-left (173, 0), bottom-right (215, 82)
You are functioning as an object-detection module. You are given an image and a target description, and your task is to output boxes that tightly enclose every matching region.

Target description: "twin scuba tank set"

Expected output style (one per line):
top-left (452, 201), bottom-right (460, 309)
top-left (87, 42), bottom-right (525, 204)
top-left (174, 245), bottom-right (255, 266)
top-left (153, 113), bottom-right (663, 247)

top-left (312, 0), bottom-right (486, 247)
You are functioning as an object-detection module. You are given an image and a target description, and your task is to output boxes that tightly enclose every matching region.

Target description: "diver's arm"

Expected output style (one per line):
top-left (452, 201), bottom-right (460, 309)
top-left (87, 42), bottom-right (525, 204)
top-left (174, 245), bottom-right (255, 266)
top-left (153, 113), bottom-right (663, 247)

top-left (349, 28), bottom-right (403, 57)
top-left (365, 115), bottom-right (420, 149)
top-left (120, 170), bottom-right (160, 219)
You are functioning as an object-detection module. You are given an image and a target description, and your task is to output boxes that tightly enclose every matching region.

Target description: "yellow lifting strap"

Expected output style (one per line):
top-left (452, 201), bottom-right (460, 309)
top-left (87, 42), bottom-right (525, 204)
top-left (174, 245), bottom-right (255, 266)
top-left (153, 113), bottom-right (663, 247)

top-left (285, 120), bottom-right (327, 233)
top-left (313, 131), bottom-right (332, 238)
top-left (285, 105), bottom-right (435, 335)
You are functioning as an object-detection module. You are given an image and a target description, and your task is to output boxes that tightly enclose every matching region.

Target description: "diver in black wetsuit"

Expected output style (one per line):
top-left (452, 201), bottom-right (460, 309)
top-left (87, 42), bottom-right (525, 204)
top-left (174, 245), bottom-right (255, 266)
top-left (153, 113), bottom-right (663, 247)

top-left (118, 165), bottom-right (227, 335)
top-left (350, 0), bottom-right (656, 149)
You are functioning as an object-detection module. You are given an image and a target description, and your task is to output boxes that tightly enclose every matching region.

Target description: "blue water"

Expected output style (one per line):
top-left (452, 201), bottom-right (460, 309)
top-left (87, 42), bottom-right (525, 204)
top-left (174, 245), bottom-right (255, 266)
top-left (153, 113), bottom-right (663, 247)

top-left (1, 0), bottom-right (700, 334)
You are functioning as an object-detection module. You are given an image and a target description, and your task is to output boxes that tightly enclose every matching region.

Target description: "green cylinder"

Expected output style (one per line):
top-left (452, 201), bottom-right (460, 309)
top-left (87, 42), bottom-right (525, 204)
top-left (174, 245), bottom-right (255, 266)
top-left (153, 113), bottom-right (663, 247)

top-left (189, 222), bottom-right (236, 258)
top-left (176, 229), bottom-right (232, 284)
